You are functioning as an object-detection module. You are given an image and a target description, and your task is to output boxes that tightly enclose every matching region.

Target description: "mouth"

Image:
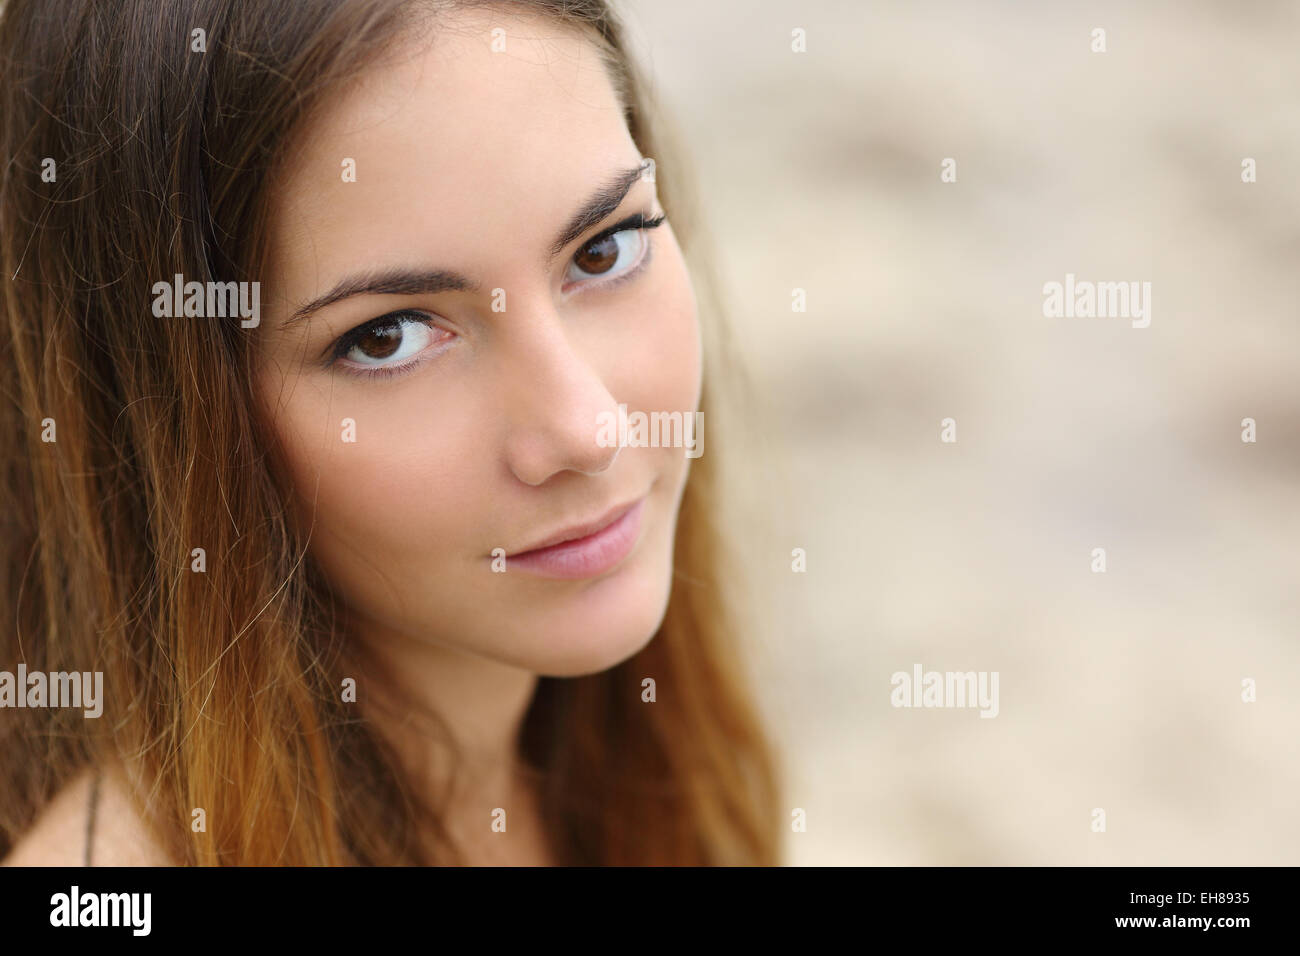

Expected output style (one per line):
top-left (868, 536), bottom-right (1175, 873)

top-left (503, 497), bottom-right (646, 580)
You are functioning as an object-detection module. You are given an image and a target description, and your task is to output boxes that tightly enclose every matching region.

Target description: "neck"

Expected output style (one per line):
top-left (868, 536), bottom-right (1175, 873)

top-left (342, 608), bottom-right (545, 861)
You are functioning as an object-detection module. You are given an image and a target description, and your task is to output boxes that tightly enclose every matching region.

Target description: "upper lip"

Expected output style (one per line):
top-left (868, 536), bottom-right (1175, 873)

top-left (508, 497), bottom-right (642, 555)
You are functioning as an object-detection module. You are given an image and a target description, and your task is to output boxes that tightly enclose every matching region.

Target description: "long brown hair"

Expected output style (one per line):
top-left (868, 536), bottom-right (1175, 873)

top-left (0, 0), bottom-right (782, 865)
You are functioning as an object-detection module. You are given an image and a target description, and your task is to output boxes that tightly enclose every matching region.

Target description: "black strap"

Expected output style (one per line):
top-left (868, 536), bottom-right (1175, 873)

top-left (84, 768), bottom-right (101, 867)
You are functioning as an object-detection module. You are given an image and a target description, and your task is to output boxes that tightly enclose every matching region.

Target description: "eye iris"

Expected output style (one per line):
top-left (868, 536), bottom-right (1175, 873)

top-left (575, 235), bottom-right (619, 275)
top-left (357, 323), bottom-right (402, 359)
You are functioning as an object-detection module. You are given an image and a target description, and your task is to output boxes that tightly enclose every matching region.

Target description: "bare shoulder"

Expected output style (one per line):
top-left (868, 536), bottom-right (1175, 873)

top-left (3, 764), bottom-right (175, 867)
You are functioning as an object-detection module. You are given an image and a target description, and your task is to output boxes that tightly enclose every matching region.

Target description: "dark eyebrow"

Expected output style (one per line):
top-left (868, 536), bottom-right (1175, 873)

top-left (547, 159), bottom-right (650, 258)
top-left (285, 159), bottom-right (651, 325)
top-left (287, 268), bottom-right (478, 324)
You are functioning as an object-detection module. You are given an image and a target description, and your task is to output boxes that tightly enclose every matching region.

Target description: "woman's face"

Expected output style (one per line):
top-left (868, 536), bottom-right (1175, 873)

top-left (253, 11), bottom-right (700, 676)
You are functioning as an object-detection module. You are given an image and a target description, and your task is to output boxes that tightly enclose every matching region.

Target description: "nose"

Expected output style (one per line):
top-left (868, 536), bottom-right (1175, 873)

top-left (498, 304), bottom-right (622, 486)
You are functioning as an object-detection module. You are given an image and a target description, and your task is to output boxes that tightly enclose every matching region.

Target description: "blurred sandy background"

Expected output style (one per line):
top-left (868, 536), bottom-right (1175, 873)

top-left (620, 0), bottom-right (1300, 864)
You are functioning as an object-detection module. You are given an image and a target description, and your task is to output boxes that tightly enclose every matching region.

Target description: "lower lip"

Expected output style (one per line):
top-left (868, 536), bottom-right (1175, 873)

top-left (506, 500), bottom-right (645, 580)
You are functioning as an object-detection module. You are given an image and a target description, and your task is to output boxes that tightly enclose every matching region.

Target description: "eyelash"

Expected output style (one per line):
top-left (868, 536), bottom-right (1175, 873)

top-left (325, 211), bottom-right (667, 381)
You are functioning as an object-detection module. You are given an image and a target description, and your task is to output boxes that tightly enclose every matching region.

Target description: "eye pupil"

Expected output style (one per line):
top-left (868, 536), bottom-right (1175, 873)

top-left (358, 323), bottom-right (402, 359)
top-left (575, 235), bottom-right (619, 274)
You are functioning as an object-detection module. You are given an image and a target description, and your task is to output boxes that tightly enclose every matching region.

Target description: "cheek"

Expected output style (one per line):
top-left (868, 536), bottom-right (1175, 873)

top-left (256, 373), bottom-right (486, 601)
top-left (616, 239), bottom-right (702, 415)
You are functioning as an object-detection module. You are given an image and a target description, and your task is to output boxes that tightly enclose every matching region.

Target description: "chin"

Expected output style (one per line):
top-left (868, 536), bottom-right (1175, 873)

top-left (516, 537), bottom-right (677, 678)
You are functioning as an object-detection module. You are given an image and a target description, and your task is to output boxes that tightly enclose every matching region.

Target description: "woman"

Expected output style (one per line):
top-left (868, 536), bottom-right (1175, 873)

top-left (0, 0), bottom-right (781, 865)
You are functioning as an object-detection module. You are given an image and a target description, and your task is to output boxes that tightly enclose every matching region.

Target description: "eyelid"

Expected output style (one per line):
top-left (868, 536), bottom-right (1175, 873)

top-left (580, 210), bottom-right (665, 250)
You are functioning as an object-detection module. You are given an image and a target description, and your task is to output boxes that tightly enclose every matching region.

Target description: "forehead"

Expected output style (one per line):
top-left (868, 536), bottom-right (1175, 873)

top-left (265, 9), bottom-right (634, 293)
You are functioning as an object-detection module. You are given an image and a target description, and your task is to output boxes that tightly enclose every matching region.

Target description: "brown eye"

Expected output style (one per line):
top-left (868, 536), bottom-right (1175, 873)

top-left (335, 313), bottom-right (441, 373)
top-left (356, 323), bottom-right (402, 359)
top-left (563, 214), bottom-right (663, 287)
top-left (573, 235), bottom-right (619, 275)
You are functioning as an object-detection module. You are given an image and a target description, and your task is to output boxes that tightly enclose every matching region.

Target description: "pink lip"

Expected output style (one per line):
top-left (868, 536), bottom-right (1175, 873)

top-left (505, 499), bottom-right (645, 580)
